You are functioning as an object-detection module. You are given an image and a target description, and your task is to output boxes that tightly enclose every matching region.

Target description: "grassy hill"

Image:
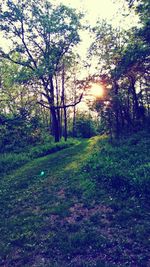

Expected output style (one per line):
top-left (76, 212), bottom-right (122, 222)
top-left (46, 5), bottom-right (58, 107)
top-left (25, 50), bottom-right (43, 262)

top-left (0, 132), bottom-right (150, 267)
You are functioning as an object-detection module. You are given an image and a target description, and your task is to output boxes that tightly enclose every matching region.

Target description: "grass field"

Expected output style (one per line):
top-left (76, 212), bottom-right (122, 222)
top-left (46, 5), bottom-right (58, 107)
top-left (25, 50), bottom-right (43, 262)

top-left (0, 134), bottom-right (150, 267)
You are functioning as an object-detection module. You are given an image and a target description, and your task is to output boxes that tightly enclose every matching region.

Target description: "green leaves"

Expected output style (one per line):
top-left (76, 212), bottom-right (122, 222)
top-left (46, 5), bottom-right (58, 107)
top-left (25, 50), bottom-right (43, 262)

top-left (83, 131), bottom-right (150, 194)
top-left (0, 0), bottom-right (82, 78)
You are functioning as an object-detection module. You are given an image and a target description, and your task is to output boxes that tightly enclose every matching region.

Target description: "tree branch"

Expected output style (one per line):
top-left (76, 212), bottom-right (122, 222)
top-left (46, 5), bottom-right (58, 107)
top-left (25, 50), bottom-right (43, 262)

top-left (55, 93), bottom-right (83, 109)
top-left (32, 39), bottom-right (45, 55)
top-left (37, 100), bottom-right (50, 109)
top-left (20, 19), bottom-right (37, 69)
top-left (0, 50), bottom-right (34, 70)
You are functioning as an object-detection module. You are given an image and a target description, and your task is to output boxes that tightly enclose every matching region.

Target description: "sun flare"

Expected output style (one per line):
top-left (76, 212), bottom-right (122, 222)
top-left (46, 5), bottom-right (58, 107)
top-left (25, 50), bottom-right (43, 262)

top-left (91, 83), bottom-right (104, 98)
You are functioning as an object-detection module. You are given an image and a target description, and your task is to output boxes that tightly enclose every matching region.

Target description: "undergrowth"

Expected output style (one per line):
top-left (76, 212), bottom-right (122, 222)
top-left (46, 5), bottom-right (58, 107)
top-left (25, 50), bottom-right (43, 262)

top-left (83, 130), bottom-right (150, 196)
top-left (0, 138), bottom-right (79, 177)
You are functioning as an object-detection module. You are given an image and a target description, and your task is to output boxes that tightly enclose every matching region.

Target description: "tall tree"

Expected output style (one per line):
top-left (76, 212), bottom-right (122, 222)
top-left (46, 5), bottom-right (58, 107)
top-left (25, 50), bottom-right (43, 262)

top-left (0, 0), bottom-right (82, 141)
top-left (115, 0), bottom-right (150, 124)
top-left (89, 21), bottom-right (127, 138)
top-left (88, 9), bottom-right (150, 137)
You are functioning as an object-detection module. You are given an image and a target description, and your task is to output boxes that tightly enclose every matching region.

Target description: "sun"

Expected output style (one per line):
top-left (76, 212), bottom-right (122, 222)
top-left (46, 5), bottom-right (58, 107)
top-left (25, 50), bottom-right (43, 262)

top-left (90, 83), bottom-right (104, 98)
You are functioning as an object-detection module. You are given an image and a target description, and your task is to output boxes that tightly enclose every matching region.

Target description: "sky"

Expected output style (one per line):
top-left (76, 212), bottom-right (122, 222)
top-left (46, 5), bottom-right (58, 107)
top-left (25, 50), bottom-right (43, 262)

top-left (50, 0), bottom-right (139, 61)
top-left (53, 0), bottom-right (138, 108)
top-left (0, 0), bottom-right (138, 53)
top-left (51, 0), bottom-right (138, 28)
top-left (0, 0), bottom-right (139, 110)
top-left (54, 0), bottom-right (119, 23)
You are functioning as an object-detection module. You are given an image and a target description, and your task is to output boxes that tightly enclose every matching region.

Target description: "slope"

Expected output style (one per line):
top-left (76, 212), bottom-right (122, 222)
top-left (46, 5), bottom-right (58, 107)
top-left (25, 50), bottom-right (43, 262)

top-left (0, 136), bottom-right (149, 267)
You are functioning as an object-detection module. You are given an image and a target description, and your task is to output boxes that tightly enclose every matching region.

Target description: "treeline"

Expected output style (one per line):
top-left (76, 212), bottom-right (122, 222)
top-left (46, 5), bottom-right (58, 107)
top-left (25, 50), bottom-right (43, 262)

top-left (0, 0), bottom-right (150, 150)
top-left (0, 0), bottom-right (86, 145)
top-left (0, 55), bottom-right (89, 151)
top-left (88, 0), bottom-right (150, 138)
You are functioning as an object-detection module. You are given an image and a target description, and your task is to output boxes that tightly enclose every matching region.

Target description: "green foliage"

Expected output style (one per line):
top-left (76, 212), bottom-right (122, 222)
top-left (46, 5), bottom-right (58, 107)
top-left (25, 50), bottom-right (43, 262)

top-left (133, 0), bottom-right (150, 44)
top-left (0, 137), bottom-right (149, 266)
top-left (0, 0), bottom-right (83, 142)
top-left (0, 153), bottom-right (29, 177)
top-left (89, 7), bottom-right (150, 138)
top-left (28, 138), bottom-right (78, 158)
top-left (83, 131), bottom-right (150, 195)
top-left (0, 138), bottom-right (78, 177)
top-left (74, 113), bottom-right (97, 138)
top-left (0, 0), bottom-right (82, 79)
top-left (0, 113), bottom-right (44, 152)
top-left (0, 58), bottom-right (36, 115)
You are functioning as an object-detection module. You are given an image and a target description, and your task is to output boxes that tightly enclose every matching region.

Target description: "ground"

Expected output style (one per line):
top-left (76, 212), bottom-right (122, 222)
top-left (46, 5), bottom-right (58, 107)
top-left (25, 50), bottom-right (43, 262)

top-left (0, 137), bottom-right (150, 267)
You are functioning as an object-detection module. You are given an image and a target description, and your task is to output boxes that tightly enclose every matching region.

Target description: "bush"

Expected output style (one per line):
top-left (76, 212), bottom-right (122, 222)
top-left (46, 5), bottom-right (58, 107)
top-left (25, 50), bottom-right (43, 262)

top-left (0, 113), bottom-right (48, 153)
top-left (74, 113), bottom-right (97, 138)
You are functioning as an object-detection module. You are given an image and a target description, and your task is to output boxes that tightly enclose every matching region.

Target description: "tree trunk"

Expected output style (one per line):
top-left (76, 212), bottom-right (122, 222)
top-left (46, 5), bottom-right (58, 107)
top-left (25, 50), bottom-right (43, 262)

top-left (49, 110), bottom-right (52, 135)
top-left (50, 107), bottom-right (60, 142)
top-left (55, 74), bottom-right (61, 139)
top-left (64, 107), bottom-right (67, 141)
top-left (129, 75), bottom-right (139, 121)
top-left (62, 63), bottom-right (68, 141)
top-left (49, 76), bottom-right (60, 142)
top-left (72, 105), bottom-right (76, 137)
top-left (113, 80), bottom-right (120, 139)
top-left (120, 106), bottom-right (125, 132)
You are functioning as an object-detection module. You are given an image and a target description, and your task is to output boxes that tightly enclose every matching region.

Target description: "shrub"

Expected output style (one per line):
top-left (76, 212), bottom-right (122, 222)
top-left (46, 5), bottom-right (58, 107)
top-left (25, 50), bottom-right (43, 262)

top-left (73, 113), bottom-right (97, 138)
top-left (0, 113), bottom-right (49, 153)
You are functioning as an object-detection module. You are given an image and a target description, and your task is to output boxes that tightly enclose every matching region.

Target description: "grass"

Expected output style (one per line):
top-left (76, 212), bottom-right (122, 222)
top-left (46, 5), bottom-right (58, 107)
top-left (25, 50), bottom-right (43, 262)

top-left (0, 138), bottom-right (79, 177)
top-left (0, 133), bottom-right (150, 266)
top-left (83, 131), bottom-right (150, 196)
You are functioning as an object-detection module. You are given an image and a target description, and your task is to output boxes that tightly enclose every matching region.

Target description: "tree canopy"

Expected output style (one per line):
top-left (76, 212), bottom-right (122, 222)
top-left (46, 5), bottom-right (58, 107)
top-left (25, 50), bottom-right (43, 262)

top-left (0, 0), bottom-right (149, 142)
top-left (0, 0), bottom-right (83, 141)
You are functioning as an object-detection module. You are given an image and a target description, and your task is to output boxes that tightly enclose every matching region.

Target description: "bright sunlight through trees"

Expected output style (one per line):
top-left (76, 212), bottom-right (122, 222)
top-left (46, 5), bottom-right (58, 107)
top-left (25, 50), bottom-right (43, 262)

top-left (90, 83), bottom-right (104, 98)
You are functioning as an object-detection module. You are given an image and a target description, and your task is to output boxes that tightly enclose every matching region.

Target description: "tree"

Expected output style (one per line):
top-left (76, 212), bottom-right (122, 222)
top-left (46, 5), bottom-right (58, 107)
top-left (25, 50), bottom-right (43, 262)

top-left (0, 57), bottom-right (38, 116)
top-left (115, 0), bottom-right (150, 125)
top-left (0, 0), bottom-right (83, 141)
top-left (88, 10), bottom-right (150, 137)
top-left (89, 21), bottom-right (127, 138)
top-left (60, 55), bottom-right (85, 140)
top-left (74, 112), bottom-right (97, 138)
top-left (46, 53), bottom-right (84, 141)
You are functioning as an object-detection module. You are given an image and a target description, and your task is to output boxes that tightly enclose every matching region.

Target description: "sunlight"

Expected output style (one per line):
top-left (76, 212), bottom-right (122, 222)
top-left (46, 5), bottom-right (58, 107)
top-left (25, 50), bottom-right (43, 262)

top-left (90, 83), bottom-right (104, 98)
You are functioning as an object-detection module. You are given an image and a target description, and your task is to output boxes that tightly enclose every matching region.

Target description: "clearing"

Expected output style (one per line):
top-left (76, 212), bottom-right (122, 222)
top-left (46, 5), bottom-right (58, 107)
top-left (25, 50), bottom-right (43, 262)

top-left (0, 137), bottom-right (150, 267)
